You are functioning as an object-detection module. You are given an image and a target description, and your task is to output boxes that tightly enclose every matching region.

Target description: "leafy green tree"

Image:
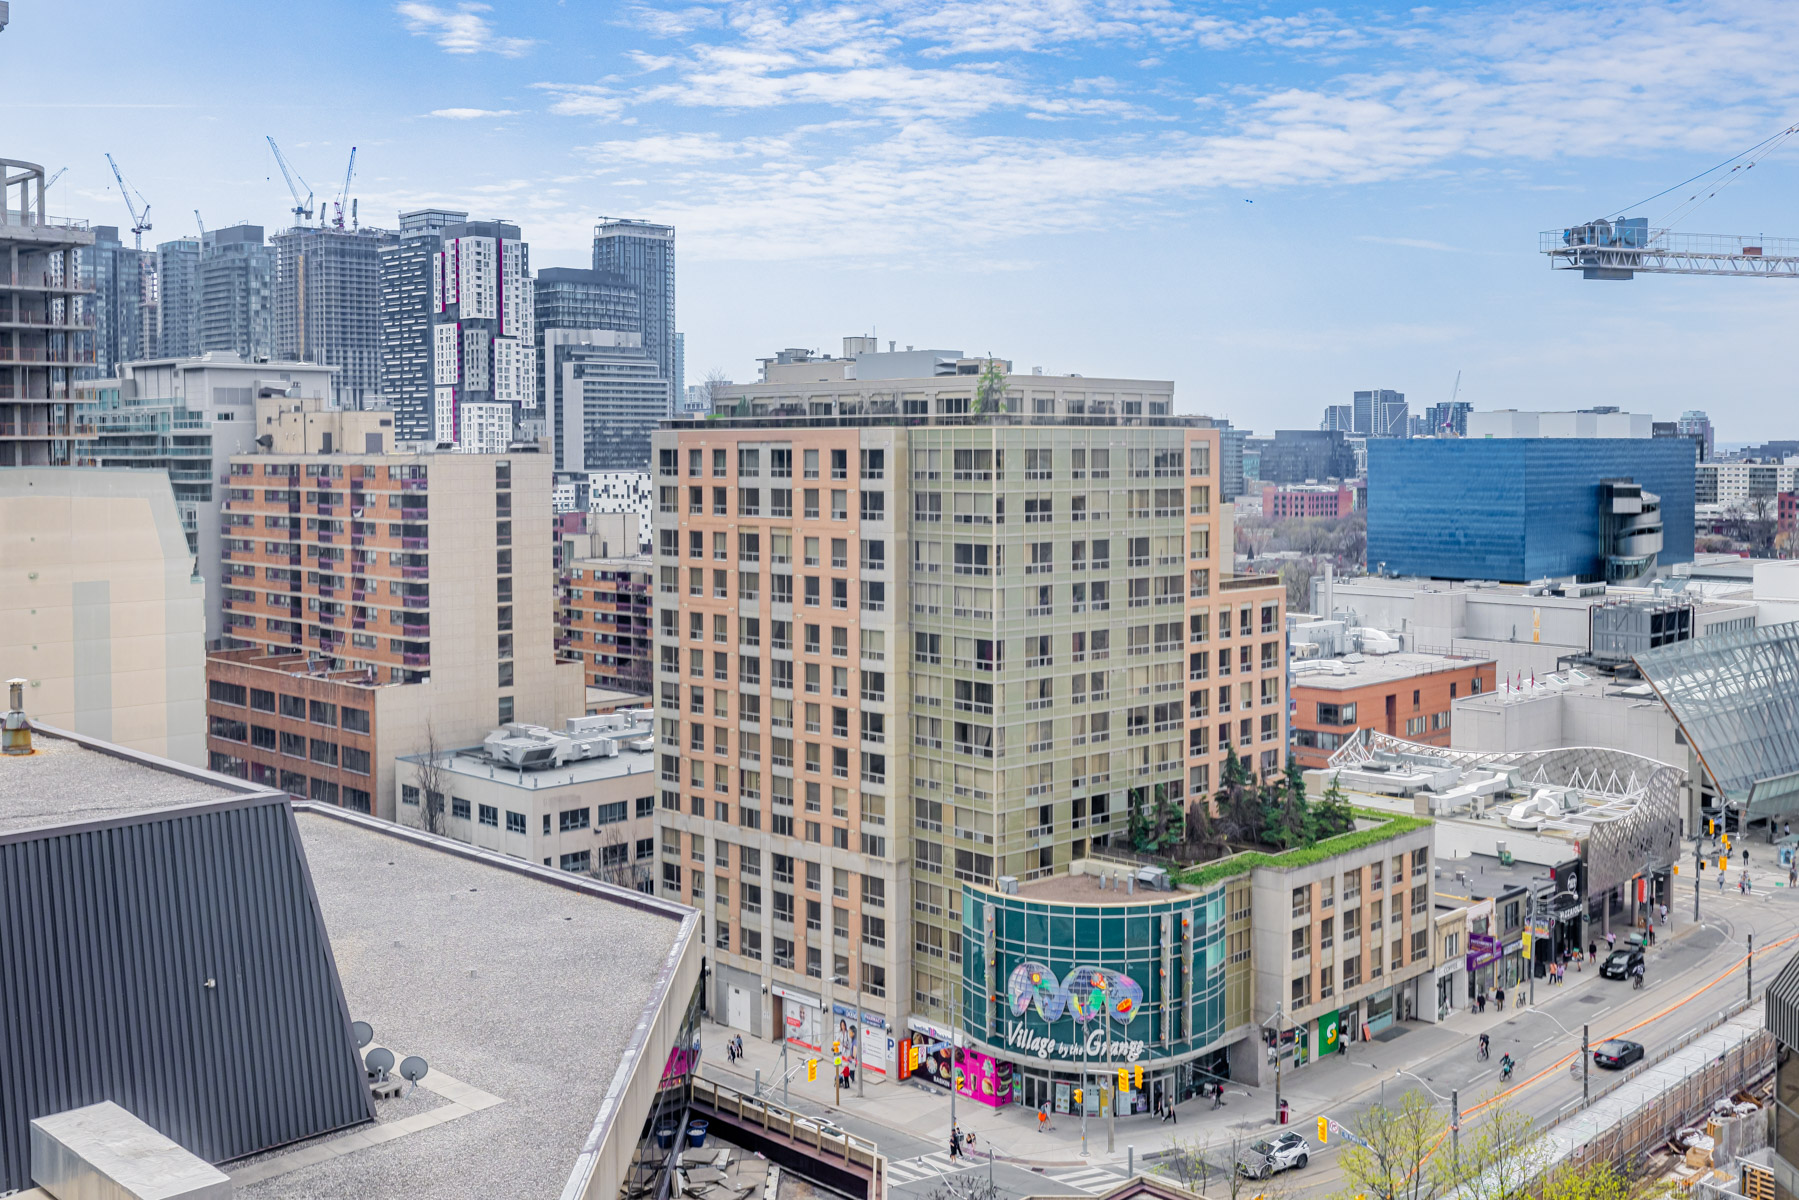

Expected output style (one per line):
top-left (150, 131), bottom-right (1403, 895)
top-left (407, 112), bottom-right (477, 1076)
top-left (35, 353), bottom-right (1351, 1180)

top-left (973, 358), bottom-right (1006, 416)
top-left (1215, 746), bottom-right (1264, 844)
top-left (1315, 774), bottom-right (1357, 839)
top-left (1333, 1091), bottom-right (1449, 1200)
top-left (1128, 786), bottom-right (1152, 852)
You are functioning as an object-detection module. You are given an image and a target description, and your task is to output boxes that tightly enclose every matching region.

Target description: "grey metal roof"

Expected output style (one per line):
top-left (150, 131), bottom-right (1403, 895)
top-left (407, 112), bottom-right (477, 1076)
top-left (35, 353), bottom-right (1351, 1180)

top-left (1636, 621), bottom-right (1799, 815)
top-left (0, 746), bottom-right (373, 1193)
top-left (1766, 955), bottom-right (1799, 1050)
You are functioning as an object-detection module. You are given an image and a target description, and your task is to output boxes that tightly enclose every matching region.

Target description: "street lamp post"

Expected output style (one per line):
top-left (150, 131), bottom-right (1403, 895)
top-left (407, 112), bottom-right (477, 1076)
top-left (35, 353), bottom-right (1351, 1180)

top-left (1694, 841), bottom-right (1703, 923)
top-left (1268, 1004), bottom-right (1286, 1125)
top-left (1581, 1023), bottom-right (1589, 1107)
top-left (1748, 932), bottom-right (1755, 1005)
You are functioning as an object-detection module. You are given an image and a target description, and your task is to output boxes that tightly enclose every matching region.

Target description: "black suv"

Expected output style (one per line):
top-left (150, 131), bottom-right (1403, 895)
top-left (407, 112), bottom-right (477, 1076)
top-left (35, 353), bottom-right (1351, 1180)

top-left (1600, 944), bottom-right (1645, 980)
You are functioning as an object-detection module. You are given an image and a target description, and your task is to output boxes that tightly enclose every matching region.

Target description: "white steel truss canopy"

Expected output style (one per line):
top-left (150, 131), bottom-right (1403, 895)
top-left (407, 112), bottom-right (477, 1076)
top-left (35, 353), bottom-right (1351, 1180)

top-left (1635, 621), bottom-right (1799, 817)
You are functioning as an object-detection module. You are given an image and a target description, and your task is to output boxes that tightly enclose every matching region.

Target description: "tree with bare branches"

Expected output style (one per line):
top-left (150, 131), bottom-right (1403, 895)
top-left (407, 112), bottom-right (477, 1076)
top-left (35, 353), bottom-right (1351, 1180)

top-left (416, 723), bottom-right (448, 835)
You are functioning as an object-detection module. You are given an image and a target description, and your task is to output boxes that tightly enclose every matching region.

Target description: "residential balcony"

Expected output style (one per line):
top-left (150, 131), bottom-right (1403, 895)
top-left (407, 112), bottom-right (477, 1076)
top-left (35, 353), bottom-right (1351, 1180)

top-left (0, 347), bottom-right (95, 364)
top-left (0, 419), bottom-right (98, 439)
top-left (402, 596), bottom-right (429, 609)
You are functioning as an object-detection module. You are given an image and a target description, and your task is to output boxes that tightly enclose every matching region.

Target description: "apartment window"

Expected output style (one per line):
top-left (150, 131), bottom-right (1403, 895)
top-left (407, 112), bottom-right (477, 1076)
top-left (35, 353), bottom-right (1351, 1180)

top-left (451, 797), bottom-right (471, 820)
top-left (506, 810), bottom-right (526, 834)
top-left (1291, 975), bottom-right (1310, 1008)
top-left (478, 803), bottom-right (498, 828)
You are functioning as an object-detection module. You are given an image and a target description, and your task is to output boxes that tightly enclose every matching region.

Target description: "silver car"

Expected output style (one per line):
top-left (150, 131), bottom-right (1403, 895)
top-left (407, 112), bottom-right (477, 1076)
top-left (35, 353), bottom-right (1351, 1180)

top-left (1237, 1132), bottom-right (1310, 1178)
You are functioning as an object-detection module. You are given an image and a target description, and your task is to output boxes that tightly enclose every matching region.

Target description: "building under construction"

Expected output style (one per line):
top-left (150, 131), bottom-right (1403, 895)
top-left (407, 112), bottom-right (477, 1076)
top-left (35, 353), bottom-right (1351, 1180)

top-left (1, 157), bottom-right (96, 466)
top-left (272, 223), bottom-right (396, 409)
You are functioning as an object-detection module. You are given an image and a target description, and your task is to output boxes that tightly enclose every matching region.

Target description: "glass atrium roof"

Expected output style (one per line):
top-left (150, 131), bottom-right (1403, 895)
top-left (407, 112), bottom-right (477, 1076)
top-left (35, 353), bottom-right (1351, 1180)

top-left (1636, 621), bottom-right (1799, 816)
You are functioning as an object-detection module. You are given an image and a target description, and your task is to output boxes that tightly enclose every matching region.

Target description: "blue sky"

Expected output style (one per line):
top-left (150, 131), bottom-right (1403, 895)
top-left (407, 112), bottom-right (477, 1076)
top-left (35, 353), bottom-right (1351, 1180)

top-left (14, 0), bottom-right (1799, 438)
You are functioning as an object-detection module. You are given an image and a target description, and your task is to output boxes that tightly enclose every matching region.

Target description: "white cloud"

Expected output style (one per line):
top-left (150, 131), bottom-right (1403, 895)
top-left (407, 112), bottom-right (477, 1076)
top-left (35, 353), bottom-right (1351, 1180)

top-left (585, 133), bottom-right (792, 163)
top-left (533, 82), bottom-right (628, 119)
top-left (428, 107), bottom-right (520, 119)
top-left (396, 3), bottom-right (535, 57)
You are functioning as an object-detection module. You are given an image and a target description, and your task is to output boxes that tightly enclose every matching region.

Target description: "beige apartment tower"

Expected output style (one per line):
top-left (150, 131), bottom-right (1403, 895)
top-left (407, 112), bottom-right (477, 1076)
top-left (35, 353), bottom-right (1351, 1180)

top-left (652, 371), bottom-right (1287, 1070)
top-left (204, 447), bottom-right (583, 816)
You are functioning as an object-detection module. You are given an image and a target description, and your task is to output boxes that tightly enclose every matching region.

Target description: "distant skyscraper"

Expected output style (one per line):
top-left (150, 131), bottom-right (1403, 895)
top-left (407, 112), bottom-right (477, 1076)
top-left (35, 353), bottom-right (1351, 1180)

top-left (197, 224), bottom-right (275, 362)
top-left (1353, 389), bottom-right (1407, 438)
top-left (430, 219), bottom-right (532, 452)
top-left (1321, 404), bottom-right (1354, 432)
top-left (380, 208), bottom-right (467, 443)
top-left (1420, 400), bottom-right (1471, 437)
top-left (533, 266), bottom-right (640, 414)
top-left (273, 224), bottom-right (398, 409)
top-left (1678, 409), bottom-right (1715, 461)
top-left (156, 237), bottom-right (201, 359)
top-left (82, 226), bottom-right (152, 375)
top-left (544, 329), bottom-right (668, 471)
top-left (1217, 421), bottom-right (1247, 500)
top-left (592, 219), bottom-right (674, 414)
top-left (673, 331), bottom-right (685, 414)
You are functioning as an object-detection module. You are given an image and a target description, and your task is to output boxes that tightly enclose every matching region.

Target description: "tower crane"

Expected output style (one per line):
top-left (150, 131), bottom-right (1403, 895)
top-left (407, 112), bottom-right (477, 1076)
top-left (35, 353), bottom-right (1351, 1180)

top-left (103, 153), bottom-right (152, 250)
top-left (45, 167), bottom-right (66, 188)
top-left (266, 136), bottom-right (314, 225)
top-left (1543, 123), bottom-right (1799, 279)
top-left (195, 210), bottom-right (206, 237)
top-left (332, 146), bottom-right (357, 230)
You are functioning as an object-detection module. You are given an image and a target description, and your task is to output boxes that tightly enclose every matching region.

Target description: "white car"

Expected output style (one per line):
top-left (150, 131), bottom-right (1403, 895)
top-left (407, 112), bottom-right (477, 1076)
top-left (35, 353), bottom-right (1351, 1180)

top-left (1237, 1132), bottom-right (1310, 1178)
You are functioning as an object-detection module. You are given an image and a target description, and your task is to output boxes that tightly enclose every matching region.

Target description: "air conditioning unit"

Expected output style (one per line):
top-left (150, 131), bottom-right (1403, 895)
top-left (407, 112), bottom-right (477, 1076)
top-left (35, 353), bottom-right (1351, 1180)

top-left (998, 876), bottom-right (1020, 895)
top-left (1137, 866), bottom-right (1171, 891)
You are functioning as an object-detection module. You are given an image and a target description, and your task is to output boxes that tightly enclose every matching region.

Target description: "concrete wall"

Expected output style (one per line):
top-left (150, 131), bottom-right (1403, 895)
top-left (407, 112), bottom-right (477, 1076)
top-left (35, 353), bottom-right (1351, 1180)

top-left (0, 469), bottom-right (206, 764)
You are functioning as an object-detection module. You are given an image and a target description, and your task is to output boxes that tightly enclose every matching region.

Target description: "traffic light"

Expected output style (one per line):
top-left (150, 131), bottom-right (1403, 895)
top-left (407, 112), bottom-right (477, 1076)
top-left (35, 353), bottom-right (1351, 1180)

top-left (1117, 1067), bottom-right (1129, 1092)
top-left (833, 1040), bottom-right (841, 1054)
top-left (1074, 1088), bottom-right (1084, 1105)
top-left (1721, 857), bottom-right (1728, 871)
top-left (1134, 1063), bottom-right (1144, 1089)
top-left (808, 1059), bottom-right (818, 1082)
top-left (1724, 834), bottom-right (1732, 851)
top-left (1317, 1117), bottom-right (1328, 1143)
top-left (1708, 819), bottom-right (1715, 837)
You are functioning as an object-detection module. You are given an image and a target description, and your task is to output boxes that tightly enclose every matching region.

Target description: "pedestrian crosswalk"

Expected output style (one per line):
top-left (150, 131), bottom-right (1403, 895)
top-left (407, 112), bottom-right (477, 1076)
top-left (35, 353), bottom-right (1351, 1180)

top-left (1046, 1165), bottom-right (1128, 1194)
top-left (886, 1152), bottom-right (979, 1185)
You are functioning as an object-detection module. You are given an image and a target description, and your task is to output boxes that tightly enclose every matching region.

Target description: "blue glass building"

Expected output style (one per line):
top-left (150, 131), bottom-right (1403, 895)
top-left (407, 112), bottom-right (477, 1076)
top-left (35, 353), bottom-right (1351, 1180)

top-left (1367, 438), bottom-right (1695, 582)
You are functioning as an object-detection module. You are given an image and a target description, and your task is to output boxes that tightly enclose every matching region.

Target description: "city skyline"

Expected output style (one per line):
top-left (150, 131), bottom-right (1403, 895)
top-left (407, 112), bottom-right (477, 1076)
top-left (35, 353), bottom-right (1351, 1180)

top-left (14, 0), bottom-right (1799, 438)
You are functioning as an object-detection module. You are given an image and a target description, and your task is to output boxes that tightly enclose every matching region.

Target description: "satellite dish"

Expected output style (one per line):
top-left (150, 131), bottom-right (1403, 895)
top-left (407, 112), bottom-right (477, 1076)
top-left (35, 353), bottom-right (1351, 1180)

top-left (365, 1046), bottom-right (395, 1080)
top-left (352, 1021), bottom-right (374, 1049)
top-left (400, 1056), bottom-right (429, 1083)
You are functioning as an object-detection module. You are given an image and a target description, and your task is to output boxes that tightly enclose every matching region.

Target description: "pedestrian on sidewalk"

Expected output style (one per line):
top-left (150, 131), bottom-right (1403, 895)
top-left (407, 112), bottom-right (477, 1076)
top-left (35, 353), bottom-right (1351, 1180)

top-left (1589, 941), bottom-right (1597, 962)
top-left (1660, 903), bottom-right (1668, 925)
top-left (1037, 1106), bottom-right (1050, 1133)
top-left (1606, 931), bottom-right (1616, 950)
top-left (1495, 986), bottom-right (1505, 1012)
top-left (1744, 848), bottom-right (1751, 868)
top-left (949, 1125), bottom-right (963, 1159)
top-left (1789, 864), bottom-right (1796, 890)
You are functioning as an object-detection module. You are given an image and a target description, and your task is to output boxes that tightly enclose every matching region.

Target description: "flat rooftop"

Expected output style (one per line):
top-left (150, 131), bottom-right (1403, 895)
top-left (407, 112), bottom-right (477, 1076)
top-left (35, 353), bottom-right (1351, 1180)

top-left (402, 743), bottom-right (662, 789)
top-left (1014, 871), bottom-right (1195, 905)
top-left (2, 728), bottom-right (695, 1200)
top-left (1434, 850), bottom-right (1557, 905)
top-left (231, 807), bottom-right (688, 1198)
top-left (1291, 651), bottom-right (1493, 691)
top-left (0, 729), bottom-right (248, 834)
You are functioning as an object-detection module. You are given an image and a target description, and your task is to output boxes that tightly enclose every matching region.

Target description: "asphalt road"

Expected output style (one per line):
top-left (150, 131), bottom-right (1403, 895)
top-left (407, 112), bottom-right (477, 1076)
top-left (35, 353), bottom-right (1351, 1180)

top-left (701, 875), bottom-right (1799, 1200)
top-left (1247, 884), bottom-right (1799, 1199)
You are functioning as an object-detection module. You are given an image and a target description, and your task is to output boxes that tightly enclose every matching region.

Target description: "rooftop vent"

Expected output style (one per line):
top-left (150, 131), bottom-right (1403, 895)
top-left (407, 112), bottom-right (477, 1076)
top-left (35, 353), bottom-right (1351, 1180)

top-left (4, 678), bottom-right (30, 756)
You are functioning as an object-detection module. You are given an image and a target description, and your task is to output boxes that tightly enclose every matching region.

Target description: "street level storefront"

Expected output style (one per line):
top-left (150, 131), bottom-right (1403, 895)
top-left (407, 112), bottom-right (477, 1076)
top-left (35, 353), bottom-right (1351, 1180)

top-left (957, 869), bottom-right (1231, 1118)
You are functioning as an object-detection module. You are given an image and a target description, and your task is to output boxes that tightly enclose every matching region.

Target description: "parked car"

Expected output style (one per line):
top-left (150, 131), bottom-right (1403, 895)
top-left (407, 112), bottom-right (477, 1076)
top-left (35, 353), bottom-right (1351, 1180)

top-left (1237, 1132), bottom-right (1310, 1178)
top-left (1600, 945), bottom-right (1645, 980)
top-left (1592, 1039), bottom-right (1645, 1070)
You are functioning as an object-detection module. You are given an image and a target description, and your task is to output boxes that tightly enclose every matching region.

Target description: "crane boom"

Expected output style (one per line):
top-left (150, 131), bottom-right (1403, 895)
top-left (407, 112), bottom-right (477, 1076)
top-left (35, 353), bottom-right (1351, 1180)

top-left (1542, 223), bottom-right (1799, 279)
top-left (333, 146), bottom-right (357, 229)
top-left (104, 152), bottom-right (153, 251)
top-left (266, 136), bottom-right (314, 224)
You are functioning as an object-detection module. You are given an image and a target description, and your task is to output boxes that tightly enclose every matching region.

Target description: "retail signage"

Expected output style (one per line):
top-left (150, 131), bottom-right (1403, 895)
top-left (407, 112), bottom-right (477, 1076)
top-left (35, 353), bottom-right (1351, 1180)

top-left (1466, 933), bottom-right (1504, 970)
top-left (1003, 1022), bottom-right (1148, 1063)
top-left (1318, 1010), bottom-right (1341, 1054)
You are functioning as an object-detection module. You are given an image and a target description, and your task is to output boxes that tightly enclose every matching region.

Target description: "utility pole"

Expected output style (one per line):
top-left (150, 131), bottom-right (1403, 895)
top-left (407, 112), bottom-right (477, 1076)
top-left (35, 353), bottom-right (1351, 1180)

top-left (1581, 1024), bottom-right (1589, 1107)
top-left (1450, 1089), bottom-right (1460, 1174)
top-left (1748, 932), bottom-right (1755, 1005)
top-left (1270, 1004), bottom-right (1285, 1124)
top-left (1527, 891), bottom-right (1537, 1008)
top-left (1106, 1002), bottom-right (1116, 1154)
top-left (1080, 1018), bottom-right (1090, 1158)
top-left (1695, 842), bottom-right (1702, 923)
top-left (949, 1027), bottom-right (958, 1138)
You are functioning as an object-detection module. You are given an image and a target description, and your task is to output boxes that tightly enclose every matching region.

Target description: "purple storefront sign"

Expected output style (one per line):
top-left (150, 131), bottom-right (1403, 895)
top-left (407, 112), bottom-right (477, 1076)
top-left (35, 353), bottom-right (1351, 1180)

top-left (1466, 933), bottom-right (1504, 971)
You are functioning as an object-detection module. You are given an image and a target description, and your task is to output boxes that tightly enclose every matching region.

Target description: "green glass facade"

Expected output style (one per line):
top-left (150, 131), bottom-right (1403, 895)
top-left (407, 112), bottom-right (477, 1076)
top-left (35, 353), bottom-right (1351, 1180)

top-left (960, 883), bottom-right (1229, 1068)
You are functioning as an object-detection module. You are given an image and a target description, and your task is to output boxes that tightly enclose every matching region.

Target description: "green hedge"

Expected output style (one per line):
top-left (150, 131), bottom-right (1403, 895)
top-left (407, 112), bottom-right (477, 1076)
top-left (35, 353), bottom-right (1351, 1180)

top-left (1176, 808), bottom-right (1432, 890)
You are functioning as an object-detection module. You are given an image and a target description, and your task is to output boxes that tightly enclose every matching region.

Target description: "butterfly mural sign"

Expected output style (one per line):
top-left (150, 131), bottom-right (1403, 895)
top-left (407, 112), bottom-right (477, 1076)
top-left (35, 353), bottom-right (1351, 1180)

top-left (1004, 961), bottom-right (1149, 1062)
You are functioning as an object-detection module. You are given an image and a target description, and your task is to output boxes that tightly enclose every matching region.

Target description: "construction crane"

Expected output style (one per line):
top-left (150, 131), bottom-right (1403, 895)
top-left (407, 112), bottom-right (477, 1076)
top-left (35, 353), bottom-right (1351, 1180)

top-left (104, 153), bottom-right (152, 250)
top-left (45, 167), bottom-right (66, 188)
top-left (1543, 123), bottom-right (1799, 279)
top-left (332, 146), bottom-right (357, 230)
top-left (266, 136), bottom-right (314, 225)
top-left (195, 210), bottom-right (206, 237)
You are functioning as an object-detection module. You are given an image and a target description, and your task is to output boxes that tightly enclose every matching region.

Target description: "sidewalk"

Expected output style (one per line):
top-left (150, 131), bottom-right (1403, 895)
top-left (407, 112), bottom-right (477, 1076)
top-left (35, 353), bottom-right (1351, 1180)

top-left (694, 922), bottom-right (1702, 1169)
